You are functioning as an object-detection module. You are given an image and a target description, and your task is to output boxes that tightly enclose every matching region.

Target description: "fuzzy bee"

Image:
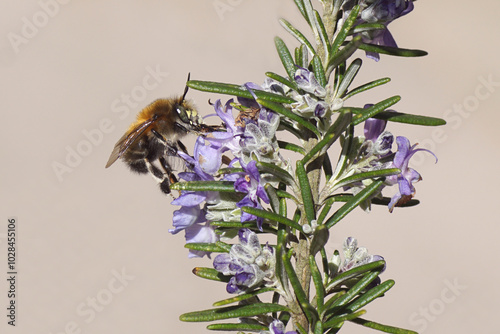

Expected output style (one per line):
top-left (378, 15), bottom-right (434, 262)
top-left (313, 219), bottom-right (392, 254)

top-left (105, 76), bottom-right (219, 194)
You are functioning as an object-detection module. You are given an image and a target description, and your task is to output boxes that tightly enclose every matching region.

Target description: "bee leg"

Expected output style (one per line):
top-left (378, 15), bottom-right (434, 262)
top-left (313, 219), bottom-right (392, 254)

top-left (143, 158), bottom-right (172, 195)
top-left (159, 178), bottom-right (172, 195)
top-left (176, 140), bottom-right (188, 155)
top-left (164, 140), bottom-right (179, 157)
top-left (158, 156), bottom-right (179, 195)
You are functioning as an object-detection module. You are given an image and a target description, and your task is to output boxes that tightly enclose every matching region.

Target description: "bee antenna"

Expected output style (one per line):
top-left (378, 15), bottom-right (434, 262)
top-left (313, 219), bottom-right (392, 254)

top-left (182, 73), bottom-right (191, 102)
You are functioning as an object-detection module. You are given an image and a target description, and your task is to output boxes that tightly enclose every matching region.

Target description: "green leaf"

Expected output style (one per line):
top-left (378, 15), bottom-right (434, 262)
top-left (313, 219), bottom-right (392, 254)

top-left (343, 77), bottom-right (391, 100)
top-left (323, 290), bottom-right (346, 315)
top-left (184, 243), bottom-right (229, 253)
top-left (213, 287), bottom-right (275, 306)
top-left (187, 80), bottom-right (295, 104)
top-left (309, 255), bottom-right (325, 314)
top-left (296, 160), bottom-right (316, 223)
top-left (296, 322), bottom-right (308, 334)
top-left (318, 197), bottom-right (335, 225)
top-left (295, 45), bottom-right (304, 68)
top-left (345, 280), bottom-right (395, 313)
top-left (325, 180), bottom-right (384, 229)
top-left (327, 35), bottom-right (363, 75)
top-left (374, 111), bottom-right (447, 126)
top-left (323, 152), bottom-right (333, 182)
top-left (256, 99), bottom-right (321, 136)
top-left (276, 189), bottom-right (297, 201)
top-left (278, 140), bottom-right (306, 155)
top-left (266, 71), bottom-right (298, 91)
top-left (358, 43), bottom-right (428, 58)
top-left (314, 320), bottom-right (324, 334)
top-left (310, 224), bottom-right (329, 256)
top-left (272, 291), bottom-right (281, 319)
top-left (275, 37), bottom-right (297, 80)
top-left (320, 247), bottom-right (330, 283)
top-left (371, 197), bottom-right (420, 207)
top-left (293, 0), bottom-right (309, 25)
top-left (353, 96), bottom-right (401, 125)
top-left (276, 228), bottom-right (288, 298)
top-left (350, 23), bottom-right (386, 34)
top-left (215, 241), bottom-right (233, 252)
top-left (217, 167), bottom-right (244, 175)
top-left (265, 184), bottom-right (281, 214)
top-left (210, 221), bottom-right (277, 234)
top-left (279, 195), bottom-right (287, 217)
top-left (336, 58), bottom-right (362, 98)
top-left (180, 303), bottom-right (290, 322)
top-left (171, 181), bottom-right (235, 192)
top-left (293, 207), bottom-right (302, 224)
top-left (314, 10), bottom-right (331, 57)
top-left (241, 207), bottom-right (303, 232)
top-left (350, 318), bottom-right (418, 334)
top-left (207, 323), bottom-right (268, 332)
top-left (331, 5), bottom-right (360, 55)
top-left (325, 260), bottom-right (386, 293)
top-left (301, 0), bottom-right (321, 44)
top-left (311, 54), bottom-right (327, 87)
top-left (256, 161), bottom-right (296, 186)
top-left (280, 18), bottom-right (316, 57)
top-left (325, 271), bottom-right (381, 313)
top-left (283, 249), bottom-right (318, 323)
top-left (329, 124), bottom-right (354, 182)
top-left (333, 168), bottom-right (400, 190)
top-left (192, 267), bottom-right (230, 283)
top-left (301, 111), bottom-right (352, 164)
top-left (323, 310), bottom-right (366, 329)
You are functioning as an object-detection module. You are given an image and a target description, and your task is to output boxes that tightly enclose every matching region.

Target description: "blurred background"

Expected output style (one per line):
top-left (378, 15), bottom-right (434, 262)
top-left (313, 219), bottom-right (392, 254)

top-left (1, 1), bottom-right (498, 333)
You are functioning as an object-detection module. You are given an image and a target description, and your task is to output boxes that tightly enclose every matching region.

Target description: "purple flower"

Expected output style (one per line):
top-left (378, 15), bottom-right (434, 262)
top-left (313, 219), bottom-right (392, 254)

top-left (170, 205), bottom-right (218, 258)
top-left (364, 117), bottom-right (387, 142)
top-left (294, 67), bottom-right (326, 97)
top-left (176, 135), bottom-right (222, 203)
top-left (261, 78), bottom-right (288, 96)
top-left (233, 160), bottom-right (270, 230)
top-left (206, 99), bottom-right (245, 158)
top-left (363, 117), bottom-right (394, 156)
top-left (169, 136), bottom-right (222, 257)
top-left (261, 320), bottom-right (297, 334)
top-left (240, 108), bottom-right (281, 165)
top-left (344, 0), bottom-right (415, 61)
top-left (291, 93), bottom-right (329, 119)
top-left (360, 0), bottom-right (414, 24)
top-left (386, 136), bottom-right (437, 212)
top-left (213, 229), bottom-right (275, 294)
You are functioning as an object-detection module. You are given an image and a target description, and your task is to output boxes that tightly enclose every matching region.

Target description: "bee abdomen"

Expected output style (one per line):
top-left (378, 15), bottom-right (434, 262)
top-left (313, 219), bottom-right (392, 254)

top-left (127, 160), bottom-right (149, 174)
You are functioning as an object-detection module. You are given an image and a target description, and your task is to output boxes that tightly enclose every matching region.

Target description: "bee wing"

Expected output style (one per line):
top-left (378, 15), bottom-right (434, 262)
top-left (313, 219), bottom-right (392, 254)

top-left (105, 116), bottom-right (157, 168)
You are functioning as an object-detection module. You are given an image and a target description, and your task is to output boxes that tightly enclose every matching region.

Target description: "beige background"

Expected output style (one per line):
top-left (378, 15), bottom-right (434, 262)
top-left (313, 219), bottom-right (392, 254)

top-left (1, 1), bottom-right (499, 333)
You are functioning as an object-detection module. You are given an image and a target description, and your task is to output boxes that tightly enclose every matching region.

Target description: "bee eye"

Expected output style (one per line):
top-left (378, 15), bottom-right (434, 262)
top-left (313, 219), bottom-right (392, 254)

top-left (176, 106), bottom-right (190, 123)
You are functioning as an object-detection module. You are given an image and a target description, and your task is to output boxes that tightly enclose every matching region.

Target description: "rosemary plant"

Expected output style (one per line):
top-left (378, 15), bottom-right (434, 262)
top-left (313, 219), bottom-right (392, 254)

top-left (166, 1), bottom-right (445, 333)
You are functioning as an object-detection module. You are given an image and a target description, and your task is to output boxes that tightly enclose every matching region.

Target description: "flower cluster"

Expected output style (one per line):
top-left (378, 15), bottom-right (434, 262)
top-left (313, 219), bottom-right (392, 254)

top-left (169, 92), bottom-right (280, 255)
top-left (329, 113), bottom-right (436, 212)
top-left (213, 229), bottom-right (276, 294)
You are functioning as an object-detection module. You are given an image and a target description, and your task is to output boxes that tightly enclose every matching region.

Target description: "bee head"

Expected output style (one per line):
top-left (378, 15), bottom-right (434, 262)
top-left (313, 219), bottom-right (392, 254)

top-left (175, 101), bottom-right (202, 130)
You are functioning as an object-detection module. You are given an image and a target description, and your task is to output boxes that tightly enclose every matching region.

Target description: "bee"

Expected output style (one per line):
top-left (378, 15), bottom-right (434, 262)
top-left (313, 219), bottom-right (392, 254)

top-left (105, 75), bottom-right (219, 194)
